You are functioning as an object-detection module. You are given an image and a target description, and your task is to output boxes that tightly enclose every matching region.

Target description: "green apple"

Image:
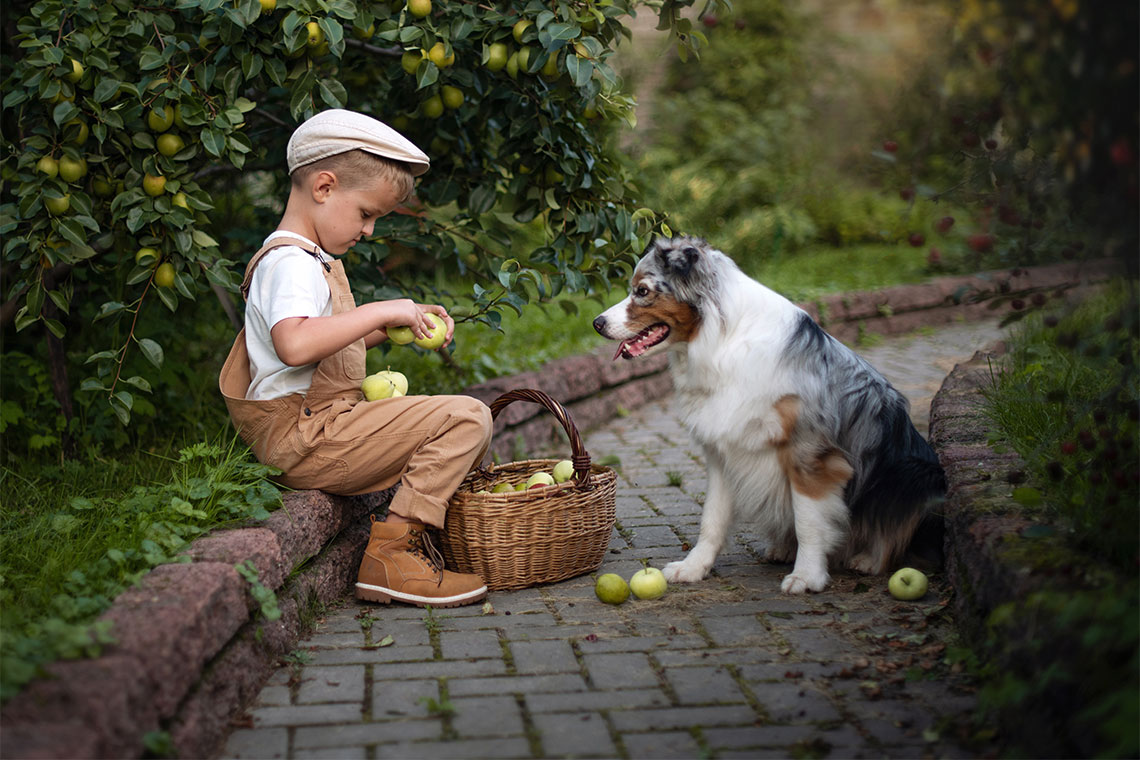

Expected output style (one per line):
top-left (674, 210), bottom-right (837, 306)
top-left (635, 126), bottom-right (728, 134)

top-left (58, 155), bottom-right (87, 183)
top-left (387, 325), bottom-right (415, 345)
top-left (552, 459), bottom-right (574, 483)
top-left (353, 23), bottom-right (375, 39)
top-left (374, 369), bottom-right (408, 396)
top-left (505, 51), bottom-right (520, 79)
top-left (401, 50), bottom-right (424, 75)
top-left (156, 133), bottom-right (185, 157)
top-left (888, 567), bottom-right (928, 600)
top-left (441, 85), bottom-right (464, 110)
top-left (36, 155), bottom-right (59, 178)
top-left (485, 42), bottom-right (509, 72)
top-left (512, 18), bottom-right (532, 43)
top-left (142, 173), bottom-right (167, 197)
top-left (413, 313), bottom-right (448, 350)
top-left (427, 42), bottom-right (454, 68)
top-left (44, 194), bottom-right (70, 215)
top-left (407, 0), bottom-right (431, 17)
top-left (66, 58), bottom-right (84, 83)
top-left (259, 0), bottom-right (276, 13)
top-left (92, 176), bottom-right (115, 197)
top-left (629, 566), bottom-right (667, 600)
top-left (154, 262), bottom-right (175, 288)
top-left (491, 482), bottom-right (514, 494)
top-left (171, 192), bottom-right (190, 210)
top-left (594, 573), bottom-right (629, 605)
top-left (135, 247), bottom-right (160, 268)
top-left (525, 471), bottom-right (555, 489)
top-left (540, 52), bottom-right (559, 80)
top-left (147, 106), bottom-right (175, 133)
top-left (305, 21), bottom-right (325, 48)
top-left (421, 94), bottom-right (444, 119)
top-left (361, 372), bottom-right (396, 401)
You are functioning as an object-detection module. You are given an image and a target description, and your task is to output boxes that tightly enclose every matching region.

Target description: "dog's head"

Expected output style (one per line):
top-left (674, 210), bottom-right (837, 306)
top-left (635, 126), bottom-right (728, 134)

top-left (593, 235), bottom-right (726, 360)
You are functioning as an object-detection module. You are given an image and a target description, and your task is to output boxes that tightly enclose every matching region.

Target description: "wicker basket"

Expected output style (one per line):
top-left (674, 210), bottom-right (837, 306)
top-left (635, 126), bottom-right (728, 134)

top-left (438, 389), bottom-right (618, 591)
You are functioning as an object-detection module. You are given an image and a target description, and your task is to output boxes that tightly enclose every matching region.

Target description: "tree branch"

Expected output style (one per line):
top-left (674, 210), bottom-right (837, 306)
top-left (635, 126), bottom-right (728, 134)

top-left (344, 38), bottom-right (403, 57)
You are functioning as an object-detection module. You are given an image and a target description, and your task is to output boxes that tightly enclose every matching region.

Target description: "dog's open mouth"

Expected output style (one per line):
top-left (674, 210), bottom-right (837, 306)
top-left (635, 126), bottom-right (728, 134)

top-left (614, 323), bottom-right (670, 360)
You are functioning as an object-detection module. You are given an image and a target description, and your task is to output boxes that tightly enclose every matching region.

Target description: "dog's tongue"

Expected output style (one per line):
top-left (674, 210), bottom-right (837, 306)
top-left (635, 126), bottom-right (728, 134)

top-left (613, 340), bottom-right (632, 361)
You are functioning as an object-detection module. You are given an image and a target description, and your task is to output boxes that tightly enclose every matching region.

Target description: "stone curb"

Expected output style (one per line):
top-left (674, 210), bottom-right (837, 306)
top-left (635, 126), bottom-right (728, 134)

top-left (0, 256), bottom-right (1123, 759)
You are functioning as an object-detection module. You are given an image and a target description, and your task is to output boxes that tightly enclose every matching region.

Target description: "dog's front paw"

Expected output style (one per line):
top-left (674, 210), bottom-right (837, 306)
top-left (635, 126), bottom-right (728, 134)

top-left (780, 570), bottom-right (830, 594)
top-left (664, 559), bottom-right (710, 584)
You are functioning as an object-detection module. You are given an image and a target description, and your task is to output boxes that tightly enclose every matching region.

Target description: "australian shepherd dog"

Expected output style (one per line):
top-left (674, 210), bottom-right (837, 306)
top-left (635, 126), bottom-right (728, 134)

top-left (593, 236), bottom-right (945, 594)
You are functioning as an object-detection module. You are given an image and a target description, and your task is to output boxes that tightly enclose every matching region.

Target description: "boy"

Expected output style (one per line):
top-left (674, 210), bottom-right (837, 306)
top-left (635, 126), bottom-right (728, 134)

top-left (219, 109), bottom-right (493, 608)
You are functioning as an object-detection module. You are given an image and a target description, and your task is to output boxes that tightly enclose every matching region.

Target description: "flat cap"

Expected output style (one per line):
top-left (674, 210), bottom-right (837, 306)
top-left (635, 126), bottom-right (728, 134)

top-left (287, 109), bottom-right (430, 176)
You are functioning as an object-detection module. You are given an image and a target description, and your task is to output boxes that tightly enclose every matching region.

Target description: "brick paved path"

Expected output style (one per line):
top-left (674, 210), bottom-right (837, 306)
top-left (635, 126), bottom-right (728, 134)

top-left (221, 319), bottom-right (1005, 760)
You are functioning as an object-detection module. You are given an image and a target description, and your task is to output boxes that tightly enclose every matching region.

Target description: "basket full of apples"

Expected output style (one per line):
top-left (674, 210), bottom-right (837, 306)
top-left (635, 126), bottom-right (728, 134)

top-left (439, 388), bottom-right (618, 591)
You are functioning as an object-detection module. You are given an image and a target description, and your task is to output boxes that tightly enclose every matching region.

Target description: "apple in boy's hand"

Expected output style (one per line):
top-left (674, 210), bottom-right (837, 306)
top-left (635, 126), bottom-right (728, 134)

top-left (387, 326), bottom-right (415, 345)
top-left (361, 373), bottom-right (396, 401)
top-left (414, 313), bottom-right (448, 350)
top-left (629, 566), bottom-right (667, 600)
top-left (888, 567), bottom-right (928, 600)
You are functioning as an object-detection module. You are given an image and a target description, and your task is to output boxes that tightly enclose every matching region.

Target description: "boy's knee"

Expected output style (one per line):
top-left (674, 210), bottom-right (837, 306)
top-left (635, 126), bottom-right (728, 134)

top-left (449, 396), bottom-right (493, 444)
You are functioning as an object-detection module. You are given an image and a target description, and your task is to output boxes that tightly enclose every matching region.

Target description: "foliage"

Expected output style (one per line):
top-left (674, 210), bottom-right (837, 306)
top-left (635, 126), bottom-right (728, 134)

top-left (0, 435), bottom-right (281, 700)
top-left (970, 283), bottom-right (1139, 757)
top-left (983, 284), bottom-right (1139, 566)
top-left (0, 0), bottom-right (726, 451)
top-left (867, 0), bottom-right (1139, 270)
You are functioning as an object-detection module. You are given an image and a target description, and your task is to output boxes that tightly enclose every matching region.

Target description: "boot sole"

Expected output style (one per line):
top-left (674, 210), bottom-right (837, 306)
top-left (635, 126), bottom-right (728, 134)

top-left (354, 582), bottom-right (488, 608)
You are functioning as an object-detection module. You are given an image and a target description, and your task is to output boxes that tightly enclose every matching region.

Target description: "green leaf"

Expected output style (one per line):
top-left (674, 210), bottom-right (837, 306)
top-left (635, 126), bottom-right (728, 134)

top-left (192, 229), bottom-right (219, 248)
top-left (93, 78), bottom-right (121, 103)
top-left (137, 338), bottom-right (164, 369)
top-left (200, 128), bottom-right (225, 157)
top-left (318, 79), bottom-right (347, 108)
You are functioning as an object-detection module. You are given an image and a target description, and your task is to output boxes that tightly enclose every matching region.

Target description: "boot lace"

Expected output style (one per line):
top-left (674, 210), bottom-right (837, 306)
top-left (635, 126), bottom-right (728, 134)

top-left (408, 528), bottom-right (446, 585)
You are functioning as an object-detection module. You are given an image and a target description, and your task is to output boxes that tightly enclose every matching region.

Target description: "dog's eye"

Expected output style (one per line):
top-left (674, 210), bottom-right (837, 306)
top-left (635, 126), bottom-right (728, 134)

top-left (634, 285), bottom-right (650, 298)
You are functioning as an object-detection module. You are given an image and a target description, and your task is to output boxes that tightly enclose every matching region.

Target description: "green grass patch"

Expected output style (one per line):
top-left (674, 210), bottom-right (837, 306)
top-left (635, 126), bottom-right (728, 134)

top-left (0, 432), bottom-right (282, 701)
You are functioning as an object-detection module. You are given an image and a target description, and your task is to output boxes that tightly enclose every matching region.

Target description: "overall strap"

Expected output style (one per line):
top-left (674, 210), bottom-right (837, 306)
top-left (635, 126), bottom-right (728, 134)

top-left (239, 235), bottom-right (331, 300)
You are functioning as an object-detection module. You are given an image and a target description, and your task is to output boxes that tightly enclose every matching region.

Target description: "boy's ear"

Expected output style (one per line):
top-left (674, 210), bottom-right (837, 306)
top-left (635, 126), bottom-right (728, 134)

top-left (311, 170), bottom-right (338, 202)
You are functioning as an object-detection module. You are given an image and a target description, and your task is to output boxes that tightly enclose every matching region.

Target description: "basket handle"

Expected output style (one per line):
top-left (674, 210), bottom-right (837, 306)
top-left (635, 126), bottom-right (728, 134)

top-left (488, 389), bottom-right (592, 482)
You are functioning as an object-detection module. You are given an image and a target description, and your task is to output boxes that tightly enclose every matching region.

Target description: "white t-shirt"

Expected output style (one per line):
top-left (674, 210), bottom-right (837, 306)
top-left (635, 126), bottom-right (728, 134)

top-left (245, 232), bottom-right (332, 400)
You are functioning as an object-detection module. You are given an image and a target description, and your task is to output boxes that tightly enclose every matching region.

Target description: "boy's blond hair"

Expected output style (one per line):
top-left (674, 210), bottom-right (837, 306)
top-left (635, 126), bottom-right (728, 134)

top-left (290, 149), bottom-right (416, 202)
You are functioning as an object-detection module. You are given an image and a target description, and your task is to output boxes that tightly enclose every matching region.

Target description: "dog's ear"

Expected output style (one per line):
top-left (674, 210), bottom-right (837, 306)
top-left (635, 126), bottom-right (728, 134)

top-left (662, 245), bottom-right (700, 278)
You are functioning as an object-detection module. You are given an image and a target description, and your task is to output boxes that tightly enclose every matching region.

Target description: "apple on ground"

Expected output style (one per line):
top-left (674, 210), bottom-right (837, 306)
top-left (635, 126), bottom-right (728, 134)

top-left (552, 459), bottom-right (574, 483)
top-left (888, 567), bottom-right (928, 600)
top-left (594, 573), bottom-right (629, 605)
top-left (525, 471), bottom-right (555, 489)
top-left (629, 566), bottom-right (667, 600)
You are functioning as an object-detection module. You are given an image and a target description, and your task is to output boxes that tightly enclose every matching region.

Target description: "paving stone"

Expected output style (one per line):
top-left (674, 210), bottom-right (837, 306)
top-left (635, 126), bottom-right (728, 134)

top-left (297, 665), bottom-right (366, 704)
top-left (375, 737), bottom-right (532, 758)
top-left (525, 688), bottom-right (670, 713)
top-left (252, 702), bottom-right (362, 728)
top-left (372, 679), bottom-right (437, 720)
top-left (581, 652), bottom-right (661, 689)
top-left (509, 639), bottom-right (580, 674)
top-left (220, 727), bottom-right (288, 759)
top-left (372, 659), bottom-right (507, 680)
top-left (663, 665), bottom-right (748, 704)
top-left (533, 710), bottom-right (616, 757)
top-left (702, 723), bottom-right (865, 751)
top-left (438, 611), bottom-right (559, 631)
top-left (293, 746), bottom-right (368, 760)
top-left (447, 673), bottom-right (588, 698)
top-left (439, 629), bottom-right (502, 660)
top-left (293, 719), bottom-right (442, 749)
top-left (609, 704), bottom-right (759, 732)
top-left (308, 645), bottom-right (434, 666)
top-left (450, 695), bottom-right (525, 738)
top-left (620, 730), bottom-right (704, 759)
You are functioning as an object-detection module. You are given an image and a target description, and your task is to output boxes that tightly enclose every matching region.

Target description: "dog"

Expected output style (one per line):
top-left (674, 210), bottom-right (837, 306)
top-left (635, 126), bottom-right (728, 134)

top-left (593, 236), bottom-right (945, 594)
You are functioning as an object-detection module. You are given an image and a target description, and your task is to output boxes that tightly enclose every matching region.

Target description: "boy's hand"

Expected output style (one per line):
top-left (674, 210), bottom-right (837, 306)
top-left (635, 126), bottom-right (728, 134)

top-left (378, 300), bottom-right (455, 346)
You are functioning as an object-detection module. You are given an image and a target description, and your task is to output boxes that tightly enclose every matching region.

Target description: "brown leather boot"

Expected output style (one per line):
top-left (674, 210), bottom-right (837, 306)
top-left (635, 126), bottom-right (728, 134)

top-left (355, 516), bottom-right (487, 608)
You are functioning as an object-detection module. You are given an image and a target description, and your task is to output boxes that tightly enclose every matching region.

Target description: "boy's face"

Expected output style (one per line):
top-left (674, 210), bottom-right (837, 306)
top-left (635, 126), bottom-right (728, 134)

top-left (312, 172), bottom-right (403, 255)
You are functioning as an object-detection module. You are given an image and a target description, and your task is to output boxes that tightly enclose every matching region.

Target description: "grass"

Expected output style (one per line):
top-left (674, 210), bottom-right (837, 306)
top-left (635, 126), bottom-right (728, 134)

top-left (748, 242), bottom-right (937, 303)
top-left (0, 431), bottom-right (281, 700)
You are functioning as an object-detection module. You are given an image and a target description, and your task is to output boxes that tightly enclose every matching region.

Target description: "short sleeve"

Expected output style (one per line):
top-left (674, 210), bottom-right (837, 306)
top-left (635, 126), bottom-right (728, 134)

top-left (254, 247), bottom-right (330, 328)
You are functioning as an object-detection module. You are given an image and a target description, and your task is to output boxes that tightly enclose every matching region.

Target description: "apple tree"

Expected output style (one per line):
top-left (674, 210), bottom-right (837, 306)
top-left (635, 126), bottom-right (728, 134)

top-left (0, 0), bottom-right (724, 449)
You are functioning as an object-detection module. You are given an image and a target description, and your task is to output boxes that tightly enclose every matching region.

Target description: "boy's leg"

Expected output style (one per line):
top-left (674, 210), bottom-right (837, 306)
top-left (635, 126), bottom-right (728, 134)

top-left (281, 394), bottom-right (493, 607)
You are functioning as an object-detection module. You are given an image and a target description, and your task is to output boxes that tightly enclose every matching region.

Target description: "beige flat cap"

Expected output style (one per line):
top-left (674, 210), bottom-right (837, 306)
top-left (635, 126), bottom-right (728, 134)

top-left (287, 109), bottom-right (430, 177)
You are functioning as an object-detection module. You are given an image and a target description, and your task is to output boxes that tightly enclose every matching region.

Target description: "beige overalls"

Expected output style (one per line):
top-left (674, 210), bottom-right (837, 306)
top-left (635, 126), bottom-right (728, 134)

top-left (218, 236), bottom-right (493, 529)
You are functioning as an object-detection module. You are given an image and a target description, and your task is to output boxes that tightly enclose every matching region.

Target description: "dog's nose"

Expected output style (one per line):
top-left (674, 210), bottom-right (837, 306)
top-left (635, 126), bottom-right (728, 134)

top-left (592, 316), bottom-right (606, 335)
